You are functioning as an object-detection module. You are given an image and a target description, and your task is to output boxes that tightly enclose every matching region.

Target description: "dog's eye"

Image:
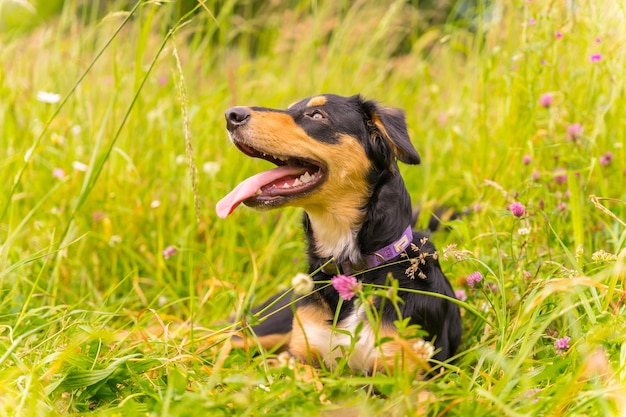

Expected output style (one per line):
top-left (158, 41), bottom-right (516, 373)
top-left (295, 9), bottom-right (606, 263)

top-left (308, 110), bottom-right (325, 120)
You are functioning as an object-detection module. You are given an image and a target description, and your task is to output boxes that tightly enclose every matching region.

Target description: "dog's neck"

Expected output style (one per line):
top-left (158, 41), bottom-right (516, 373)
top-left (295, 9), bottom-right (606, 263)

top-left (304, 170), bottom-right (413, 265)
top-left (304, 208), bottom-right (364, 264)
top-left (358, 170), bottom-right (414, 254)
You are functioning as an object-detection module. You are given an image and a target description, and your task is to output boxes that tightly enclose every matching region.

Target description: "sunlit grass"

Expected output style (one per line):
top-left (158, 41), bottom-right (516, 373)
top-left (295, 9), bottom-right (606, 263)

top-left (1, 0), bottom-right (625, 415)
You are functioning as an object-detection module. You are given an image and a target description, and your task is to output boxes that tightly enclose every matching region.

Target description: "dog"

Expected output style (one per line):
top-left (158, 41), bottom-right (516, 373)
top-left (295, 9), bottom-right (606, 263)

top-left (216, 94), bottom-right (461, 374)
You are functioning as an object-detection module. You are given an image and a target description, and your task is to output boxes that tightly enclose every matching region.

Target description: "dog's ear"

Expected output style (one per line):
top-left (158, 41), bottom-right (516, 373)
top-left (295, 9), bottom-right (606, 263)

top-left (362, 99), bottom-right (421, 166)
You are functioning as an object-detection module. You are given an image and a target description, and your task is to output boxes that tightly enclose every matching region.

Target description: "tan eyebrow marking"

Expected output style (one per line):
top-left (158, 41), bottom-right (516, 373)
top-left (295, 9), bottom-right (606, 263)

top-left (306, 96), bottom-right (328, 107)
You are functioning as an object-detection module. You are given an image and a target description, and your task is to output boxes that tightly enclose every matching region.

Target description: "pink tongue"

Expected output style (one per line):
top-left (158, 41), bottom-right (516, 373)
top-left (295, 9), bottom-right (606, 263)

top-left (216, 166), bottom-right (307, 218)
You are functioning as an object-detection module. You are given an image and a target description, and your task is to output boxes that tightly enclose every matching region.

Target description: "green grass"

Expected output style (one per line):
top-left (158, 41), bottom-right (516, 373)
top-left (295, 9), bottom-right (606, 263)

top-left (1, 0), bottom-right (625, 415)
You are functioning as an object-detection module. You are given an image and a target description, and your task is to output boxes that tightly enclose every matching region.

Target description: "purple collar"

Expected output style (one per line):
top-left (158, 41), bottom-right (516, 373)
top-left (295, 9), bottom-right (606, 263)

top-left (322, 225), bottom-right (413, 276)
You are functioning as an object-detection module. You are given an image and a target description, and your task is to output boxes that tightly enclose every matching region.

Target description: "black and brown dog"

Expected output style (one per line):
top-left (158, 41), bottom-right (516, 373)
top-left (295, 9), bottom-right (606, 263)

top-left (217, 94), bottom-right (461, 374)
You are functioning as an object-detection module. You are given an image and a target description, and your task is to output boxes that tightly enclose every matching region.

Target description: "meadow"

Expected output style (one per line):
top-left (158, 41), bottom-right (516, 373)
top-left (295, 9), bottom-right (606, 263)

top-left (0, 0), bottom-right (625, 415)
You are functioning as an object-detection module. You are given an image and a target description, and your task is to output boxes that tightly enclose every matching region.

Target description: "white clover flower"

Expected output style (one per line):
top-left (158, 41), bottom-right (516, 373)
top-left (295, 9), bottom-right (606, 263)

top-left (517, 227), bottom-right (531, 236)
top-left (291, 272), bottom-right (314, 295)
top-left (72, 161), bottom-right (88, 172)
top-left (36, 91), bottom-right (61, 104)
top-left (413, 339), bottom-right (435, 361)
top-left (277, 351), bottom-right (295, 369)
top-left (203, 161), bottom-right (221, 176)
top-left (70, 125), bottom-right (82, 137)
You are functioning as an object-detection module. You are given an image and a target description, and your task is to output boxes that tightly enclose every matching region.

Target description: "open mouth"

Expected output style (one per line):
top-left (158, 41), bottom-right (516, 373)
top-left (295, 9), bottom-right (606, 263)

top-left (216, 141), bottom-right (327, 218)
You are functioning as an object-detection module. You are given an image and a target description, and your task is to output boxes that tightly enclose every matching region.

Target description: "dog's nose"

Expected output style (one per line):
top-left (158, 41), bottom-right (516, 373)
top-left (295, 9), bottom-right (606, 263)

top-left (225, 107), bottom-right (251, 131)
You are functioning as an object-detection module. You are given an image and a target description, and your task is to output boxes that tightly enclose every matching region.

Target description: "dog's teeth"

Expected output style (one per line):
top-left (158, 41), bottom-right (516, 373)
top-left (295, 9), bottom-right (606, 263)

top-left (281, 183), bottom-right (290, 189)
top-left (293, 178), bottom-right (302, 186)
top-left (300, 172), bottom-right (311, 183)
top-left (255, 189), bottom-right (262, 195)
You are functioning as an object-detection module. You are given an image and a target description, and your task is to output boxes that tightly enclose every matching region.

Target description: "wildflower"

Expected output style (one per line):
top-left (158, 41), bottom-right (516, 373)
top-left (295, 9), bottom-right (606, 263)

top-left (556, 32), bottom-right (563, 39)
top-left (52, 168), bottom-right (66, 179)
top-left (162, 245), bottom-right (177, 259)
top-left (528, 17), bottom-right (536, 25)
top-left (442, 244), bottom-right (473, 261)
top-left (331, 275), bottom-right (359, 301)
top-left (526, 388), bottom-right (541, 403)
top-left (473, 203), bottom-right (482, 212)
top-left (599, 152), bottom-right (613, 166)
top-left (517, 227), bottom-right (531, 236)
top-left (454, 289), bottom-right (467, 302)
top-left (203, 161), bottom-right (221, 176)
top-left (70, 125), bottom-right (82, 137)
top-left (596, 37), bottom-right (602, 44)
top-left (522, 155), bottom-right (532, 165)
top-left (72, 161), bottom-right (88, 172)
top-left (405, 256), bottom-right (427, 280)
top-left (51, 133), bottom-right (65, 145)
top-left (575, 245), bottom-right (584, 263)
top-left (92, 211), bottom-right (106, 222)
top-left (509, 202), bottom-right (525, 217)
top-left (277, 351), bottom-right (296, 368)
top-left (554, 336), bottom-right (571, 354)
top-left (532, 170), bottom-right (541, 181)
top-left (412, 339), bottom-right (435, 361)
top-left (591, 250), bottom-right (617, 263)
top-left (590, 53), bottom-right (602, 63)
top-left (150, 200), bottom-right (161, 209)
top-left (466, 271), bottom-right (483, 287)
top-left (158, 295), bottom-right (168, 307)
top-left (557, 202), bottom-right (567, 211)
top-left (437, 112), bottom-right (448, 125)
top-left (553, 168), bottom-right (567, 184)
top-left (539, 93), bottom-right (553, 108)
top-left (36, 91), bottom-right (61, 104)
top-left (158, 76), bottom-right (168, 86)
top-left (292, 273), bottom-right (314, 295)
top-left (567, 123), bottom-right (583, 141)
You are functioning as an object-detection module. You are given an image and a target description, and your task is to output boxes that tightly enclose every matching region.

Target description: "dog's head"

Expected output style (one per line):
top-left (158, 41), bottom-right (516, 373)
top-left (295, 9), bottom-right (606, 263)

top-left (216, 94), bottom-right (420, 219)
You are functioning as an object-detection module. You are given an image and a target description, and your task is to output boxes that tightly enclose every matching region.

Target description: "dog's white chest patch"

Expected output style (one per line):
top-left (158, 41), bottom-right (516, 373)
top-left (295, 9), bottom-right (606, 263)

top-left (306, 213), bottom-right (362, 263)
